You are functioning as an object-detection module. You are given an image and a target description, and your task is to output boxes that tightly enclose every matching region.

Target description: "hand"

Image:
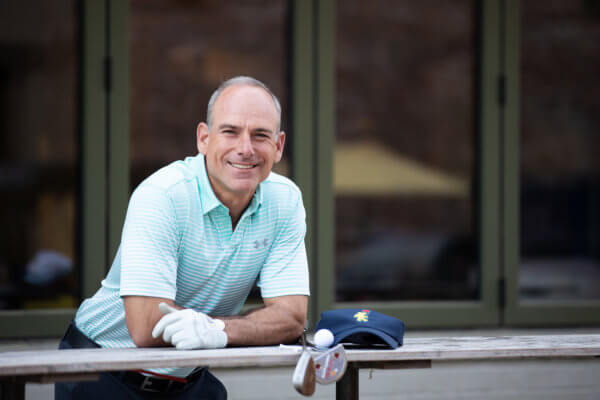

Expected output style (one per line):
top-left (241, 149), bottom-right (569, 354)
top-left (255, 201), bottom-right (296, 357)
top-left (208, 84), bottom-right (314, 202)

top-left (151, 303), bottom-right (228, 350)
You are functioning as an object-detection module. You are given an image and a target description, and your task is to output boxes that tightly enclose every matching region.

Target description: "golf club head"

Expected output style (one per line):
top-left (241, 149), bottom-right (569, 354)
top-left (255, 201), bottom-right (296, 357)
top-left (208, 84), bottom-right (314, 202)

top-left (292, 350), bottom-right (316, 396)
top-left (313, 344), bottom-right (347, 385)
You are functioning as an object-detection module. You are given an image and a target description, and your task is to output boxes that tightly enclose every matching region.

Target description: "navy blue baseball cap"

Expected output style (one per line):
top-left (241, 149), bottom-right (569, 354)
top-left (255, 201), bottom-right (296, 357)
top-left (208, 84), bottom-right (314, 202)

top-left (315, 309), bottom-right (405, 349)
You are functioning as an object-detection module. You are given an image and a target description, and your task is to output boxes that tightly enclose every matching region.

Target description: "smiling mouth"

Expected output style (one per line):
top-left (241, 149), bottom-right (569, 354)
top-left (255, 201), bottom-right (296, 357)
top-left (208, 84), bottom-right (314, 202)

top-left (229, 162), bottom-right (257, 170)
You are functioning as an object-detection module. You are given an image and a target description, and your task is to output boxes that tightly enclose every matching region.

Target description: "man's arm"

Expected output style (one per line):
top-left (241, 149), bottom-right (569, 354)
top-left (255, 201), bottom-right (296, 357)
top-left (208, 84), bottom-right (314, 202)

top-left (220, 295), bottom-right (308, 346)
top-left (119, 184), bottom-right (182, 348)
top-left (123, 296), bottom-right (182, 347)
top-left (127, 294), bottom-right (307, 348)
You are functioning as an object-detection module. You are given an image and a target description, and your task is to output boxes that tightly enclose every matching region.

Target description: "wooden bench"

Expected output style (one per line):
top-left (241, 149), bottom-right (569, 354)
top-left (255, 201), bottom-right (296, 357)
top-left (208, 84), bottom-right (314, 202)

top-left (1, 334), bottom-right (599, 400)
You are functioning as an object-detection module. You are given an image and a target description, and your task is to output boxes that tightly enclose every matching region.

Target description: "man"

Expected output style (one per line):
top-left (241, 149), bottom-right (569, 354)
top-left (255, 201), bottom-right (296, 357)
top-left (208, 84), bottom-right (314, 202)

top-left (56, 76), bottom-right (310, 399)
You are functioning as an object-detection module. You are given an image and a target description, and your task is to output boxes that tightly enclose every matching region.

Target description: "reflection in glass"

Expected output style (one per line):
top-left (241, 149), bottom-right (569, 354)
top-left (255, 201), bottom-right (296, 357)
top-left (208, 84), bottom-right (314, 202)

top-left (130, 0), bottom-right (291, 190)
top-left (520, 1), bottom-right (600, 301)
top-left (335, 0), bottom-right (479, 301)
top-left (0, 1), bottom-right (80, 309)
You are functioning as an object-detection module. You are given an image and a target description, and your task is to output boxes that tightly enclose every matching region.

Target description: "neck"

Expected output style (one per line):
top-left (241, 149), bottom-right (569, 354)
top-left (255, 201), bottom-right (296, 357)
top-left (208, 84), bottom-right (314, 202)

top-left (224, 193), bottom-right (253, 229)
top-left (206, 177), bottom-right (254, 229)
top-left (203, 159), bottom-right (256, 229)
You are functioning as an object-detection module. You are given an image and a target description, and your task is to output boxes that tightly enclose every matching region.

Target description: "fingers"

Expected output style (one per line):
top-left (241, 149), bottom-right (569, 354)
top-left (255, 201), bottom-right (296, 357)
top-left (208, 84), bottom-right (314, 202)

top-left (172, 332), bottom-right (210, 350)
top-left (152, 315), bottom-right (167, 339)
top-left (175, 338), bottom-right (199, 350)
top-left (170, 329), bottom-right (189, 346)
top-left (151, 303), bottom-right (227, 349)
top-left (152, 307), bottom-right (200, 341)
top-left (162, 318), bottom-right (189, 342)
top-left (171, 326), bottom-right (228, 350)
top-left (152, 311), bottom-right (183, 339)
top-left (152, 304), bottom-right (187, 339)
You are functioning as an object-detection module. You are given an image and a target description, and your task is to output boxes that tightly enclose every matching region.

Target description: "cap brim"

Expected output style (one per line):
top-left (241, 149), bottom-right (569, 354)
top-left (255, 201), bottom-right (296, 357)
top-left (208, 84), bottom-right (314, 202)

top-left (332, 326), bottom-right (399, 349)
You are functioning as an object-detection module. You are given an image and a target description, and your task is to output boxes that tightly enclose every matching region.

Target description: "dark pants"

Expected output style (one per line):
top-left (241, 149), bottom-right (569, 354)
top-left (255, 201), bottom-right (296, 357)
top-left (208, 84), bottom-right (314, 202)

top-left (55, 322), bottom-right (227, 400)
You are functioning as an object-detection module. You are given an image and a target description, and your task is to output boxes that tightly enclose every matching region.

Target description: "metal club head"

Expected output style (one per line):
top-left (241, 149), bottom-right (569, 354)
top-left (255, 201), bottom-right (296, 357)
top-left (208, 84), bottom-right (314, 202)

top-left (292, 329), bottom-right (316, 396)
top-left (312, 344), bottom-right (348, 385)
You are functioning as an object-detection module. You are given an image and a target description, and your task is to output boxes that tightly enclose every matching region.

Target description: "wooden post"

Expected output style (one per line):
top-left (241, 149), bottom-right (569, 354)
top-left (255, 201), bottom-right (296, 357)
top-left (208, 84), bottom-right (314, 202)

top-left (336, 364), bottom-right (358, 400)
top-left (0, 382), bottom-right (25, 400)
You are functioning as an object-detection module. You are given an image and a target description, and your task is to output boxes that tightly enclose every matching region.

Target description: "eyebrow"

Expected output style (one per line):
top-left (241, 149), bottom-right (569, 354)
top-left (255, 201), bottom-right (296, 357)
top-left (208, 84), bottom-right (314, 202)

top-left (217, 124), bottom-right (240, 131)
top-left (254, 127), bottom-right (275, 135)
top-left (217, 124), bottom-right (275, 135)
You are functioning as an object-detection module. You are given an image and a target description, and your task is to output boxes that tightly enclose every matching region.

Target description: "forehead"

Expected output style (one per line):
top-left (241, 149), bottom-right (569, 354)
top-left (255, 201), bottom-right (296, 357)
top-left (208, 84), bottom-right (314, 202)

top-left (212, 85), bottom-right (278, 128)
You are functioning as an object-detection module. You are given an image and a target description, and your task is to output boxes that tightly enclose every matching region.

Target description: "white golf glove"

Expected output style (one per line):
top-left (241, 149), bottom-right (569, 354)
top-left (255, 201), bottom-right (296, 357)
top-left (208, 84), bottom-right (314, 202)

top-left (151, 303), bottom-right (228, 350)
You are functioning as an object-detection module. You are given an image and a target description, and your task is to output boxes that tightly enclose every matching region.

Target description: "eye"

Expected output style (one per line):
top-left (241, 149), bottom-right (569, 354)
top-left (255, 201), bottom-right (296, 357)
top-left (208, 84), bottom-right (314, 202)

top-left (254, 132), bottom-right (271, 140)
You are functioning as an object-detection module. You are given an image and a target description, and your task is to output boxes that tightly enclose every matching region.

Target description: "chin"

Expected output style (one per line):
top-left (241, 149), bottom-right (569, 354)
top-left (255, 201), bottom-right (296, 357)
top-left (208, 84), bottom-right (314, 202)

top-left (229, 180), bottom-right (260, 195)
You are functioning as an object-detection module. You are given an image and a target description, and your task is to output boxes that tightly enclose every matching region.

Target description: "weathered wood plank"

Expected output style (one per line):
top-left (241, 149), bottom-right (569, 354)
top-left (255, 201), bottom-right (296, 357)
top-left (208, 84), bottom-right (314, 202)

top-left (0, 373), bottom-right (99, 383)
top-left (352, 360), bottom-right (432, 369)
top-left (345, 334), bottom-right (600, 363)
top-left (0, 335), bottom-right (598, 378)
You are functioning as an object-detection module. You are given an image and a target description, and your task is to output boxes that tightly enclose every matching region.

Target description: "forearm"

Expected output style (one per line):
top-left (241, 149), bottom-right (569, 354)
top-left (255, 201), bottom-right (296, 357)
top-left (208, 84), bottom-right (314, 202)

top-left (135, 295), bottom-right (307, 349)
top-left (123, 296), bottom-right (183, 347)
top-left (219, 296), bottom-right (307, 346)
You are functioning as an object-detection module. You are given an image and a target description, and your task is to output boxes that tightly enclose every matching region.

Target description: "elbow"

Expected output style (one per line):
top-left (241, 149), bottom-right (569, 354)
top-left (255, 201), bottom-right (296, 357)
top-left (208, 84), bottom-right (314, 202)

top-left (127, 322), bottom-right (161, 348)
top-left (293, 317), bottom-right (306, 338)
top-left (286, 314), bottom-right (306, 344)
top-left (122, 296), bottom-right (177, 347)
top-left (130, 330), bottom-right (155, 348)
top-left (290, 303), bottom-right (308, 341)
top-left (275, 313), bottom-right (306, 345)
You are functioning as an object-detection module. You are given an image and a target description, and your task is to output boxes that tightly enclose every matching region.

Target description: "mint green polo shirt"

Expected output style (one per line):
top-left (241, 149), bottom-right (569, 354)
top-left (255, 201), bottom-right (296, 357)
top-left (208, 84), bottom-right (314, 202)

top-left (74, 154), bottom-right (309, 376)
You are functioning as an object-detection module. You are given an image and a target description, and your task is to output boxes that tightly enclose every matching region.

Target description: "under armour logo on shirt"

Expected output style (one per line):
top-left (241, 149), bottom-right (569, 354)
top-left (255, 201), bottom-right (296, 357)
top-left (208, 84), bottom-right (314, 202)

top-left (254, 239), bottom-right (269, 249)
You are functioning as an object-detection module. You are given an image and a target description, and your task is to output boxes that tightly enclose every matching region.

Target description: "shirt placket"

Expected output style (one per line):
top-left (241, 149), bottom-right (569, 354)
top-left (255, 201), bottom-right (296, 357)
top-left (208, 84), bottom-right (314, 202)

top-left (209, 206), bottom-right (233, 248)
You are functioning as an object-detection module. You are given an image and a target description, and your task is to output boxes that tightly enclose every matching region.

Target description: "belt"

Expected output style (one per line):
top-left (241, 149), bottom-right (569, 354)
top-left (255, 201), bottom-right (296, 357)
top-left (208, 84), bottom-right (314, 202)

top-left (115, 371), bottom-right (188, 393)
top-left (116, 367), bottom-right (207, 393)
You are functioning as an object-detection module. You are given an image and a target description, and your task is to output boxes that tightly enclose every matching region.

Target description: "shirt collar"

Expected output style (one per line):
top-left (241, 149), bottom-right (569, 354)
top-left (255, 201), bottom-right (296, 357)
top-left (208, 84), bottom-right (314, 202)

top-left (191, 154), bottom-right (221, 215)
top-left (192, 153), bottom-right (264, 216)
top-left (245, 179), bottom-right (263, 216)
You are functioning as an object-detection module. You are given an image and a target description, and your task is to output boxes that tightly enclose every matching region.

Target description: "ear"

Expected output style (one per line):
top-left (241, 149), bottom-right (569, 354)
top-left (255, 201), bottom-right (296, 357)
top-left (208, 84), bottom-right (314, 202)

top-left (274, 131), bottom-right (286, 163)
top-left (196, 122), bottom-right (210, 155)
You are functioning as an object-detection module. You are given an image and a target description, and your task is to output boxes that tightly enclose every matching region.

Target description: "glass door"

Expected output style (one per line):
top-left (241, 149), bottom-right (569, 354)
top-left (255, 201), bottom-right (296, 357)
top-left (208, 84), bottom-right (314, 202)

top-left (504, 0), bottom-right (600, 325)
top-left (330, 0), bottom-right (501, 326)
top-left (0, 0), bottom-right (128, 337)
top-left (0, 1), bottom-right (81, 312)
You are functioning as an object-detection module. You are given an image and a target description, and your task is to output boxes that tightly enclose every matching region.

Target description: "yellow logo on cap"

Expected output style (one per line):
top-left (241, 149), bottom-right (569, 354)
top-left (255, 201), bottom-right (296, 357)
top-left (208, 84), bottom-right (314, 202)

top-left (354, 310), bottom-right (370, 322)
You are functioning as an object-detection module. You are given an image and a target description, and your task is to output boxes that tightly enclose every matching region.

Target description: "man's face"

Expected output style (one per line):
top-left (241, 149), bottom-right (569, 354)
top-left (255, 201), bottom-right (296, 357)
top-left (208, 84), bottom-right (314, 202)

top-left (196, 85), bottom-right (285, 204)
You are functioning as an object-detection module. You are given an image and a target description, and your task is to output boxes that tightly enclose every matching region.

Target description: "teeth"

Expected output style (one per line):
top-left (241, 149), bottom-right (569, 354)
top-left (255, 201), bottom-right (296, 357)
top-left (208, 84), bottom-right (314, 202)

top-left (231, 163), bottom-right (254, 169)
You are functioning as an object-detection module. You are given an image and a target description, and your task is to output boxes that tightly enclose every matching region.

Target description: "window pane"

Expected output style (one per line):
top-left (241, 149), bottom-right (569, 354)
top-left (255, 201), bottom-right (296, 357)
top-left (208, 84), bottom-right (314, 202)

top-left (130, 0), bottom-right (291, 190)
top-left (129, 0), bottom-right (290, 301)
top-left (335, 0), bottom-right (479, 301)
top-left (520, 1), bottom-right (600, 302)
top-left (0, 1), bottom-right (80, 309)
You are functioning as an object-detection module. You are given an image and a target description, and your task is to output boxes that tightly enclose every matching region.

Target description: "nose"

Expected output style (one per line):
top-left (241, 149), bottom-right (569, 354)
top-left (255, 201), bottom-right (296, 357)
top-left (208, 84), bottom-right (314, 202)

top-left (237, 131), bottom-right (254, 158)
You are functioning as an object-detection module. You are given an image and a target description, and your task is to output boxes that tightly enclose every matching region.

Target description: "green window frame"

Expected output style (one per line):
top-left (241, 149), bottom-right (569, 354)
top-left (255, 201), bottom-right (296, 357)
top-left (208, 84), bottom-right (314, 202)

top-left (502, 0), bottom-right (600, 326)
top-left (309, 0), bottom-right (501, 328)
top-left (309, 0), bottom-right (600, 328)
top-left (0, 0), bottom-right (129, 338)
top-left (3, 0), bottom-right (598, 338)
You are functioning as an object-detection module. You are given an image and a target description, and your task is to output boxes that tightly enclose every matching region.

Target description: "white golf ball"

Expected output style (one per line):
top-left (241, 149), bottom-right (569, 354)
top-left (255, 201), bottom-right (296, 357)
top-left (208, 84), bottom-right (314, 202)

top-left (314, 329), bottom-right (334, 348)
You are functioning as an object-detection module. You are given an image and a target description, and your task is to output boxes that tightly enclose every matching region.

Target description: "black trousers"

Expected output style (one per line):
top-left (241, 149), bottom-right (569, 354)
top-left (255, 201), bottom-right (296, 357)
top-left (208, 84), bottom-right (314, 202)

top-left (55, 322), bottom-right (227, 400)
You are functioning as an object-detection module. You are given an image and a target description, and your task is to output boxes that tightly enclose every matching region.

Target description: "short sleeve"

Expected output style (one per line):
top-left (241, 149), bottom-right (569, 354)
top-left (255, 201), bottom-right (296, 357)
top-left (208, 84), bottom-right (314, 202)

top-left (258, 193), bottom-right (310, 298)
top-left (119, 184), bottom-right (180, 300)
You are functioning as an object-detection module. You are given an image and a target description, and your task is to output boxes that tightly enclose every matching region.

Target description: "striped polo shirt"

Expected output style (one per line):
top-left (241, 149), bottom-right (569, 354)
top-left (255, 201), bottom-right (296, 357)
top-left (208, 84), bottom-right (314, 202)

top-left (74, 154), bottom-right (310, 376)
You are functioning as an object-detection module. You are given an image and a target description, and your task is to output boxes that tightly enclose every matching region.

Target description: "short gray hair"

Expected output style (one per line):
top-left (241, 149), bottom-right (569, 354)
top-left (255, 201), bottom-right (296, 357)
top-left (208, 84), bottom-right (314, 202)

top-left (206, 76), bottom-right (282, 134)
